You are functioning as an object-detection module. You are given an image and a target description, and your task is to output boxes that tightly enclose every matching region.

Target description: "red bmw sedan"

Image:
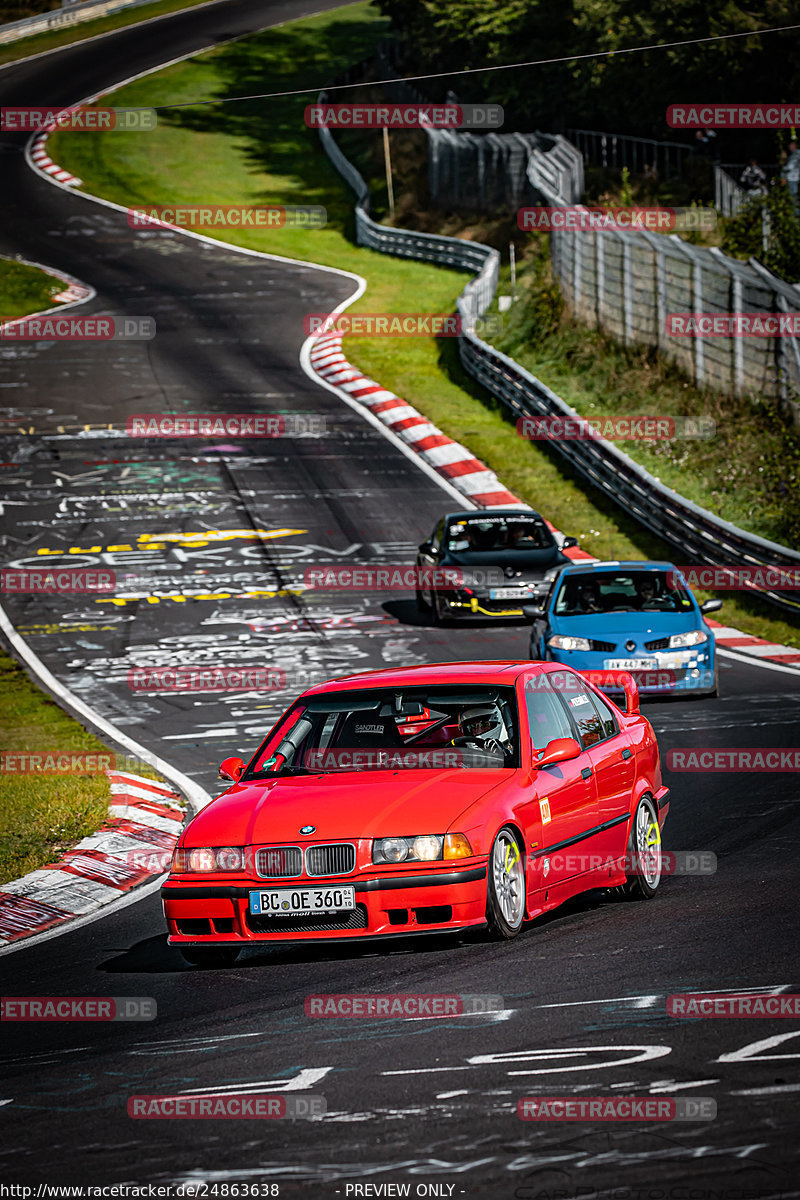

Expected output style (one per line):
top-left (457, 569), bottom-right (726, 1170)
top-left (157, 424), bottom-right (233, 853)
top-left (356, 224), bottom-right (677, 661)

top-left (162, 661), bottom-right (670, 966)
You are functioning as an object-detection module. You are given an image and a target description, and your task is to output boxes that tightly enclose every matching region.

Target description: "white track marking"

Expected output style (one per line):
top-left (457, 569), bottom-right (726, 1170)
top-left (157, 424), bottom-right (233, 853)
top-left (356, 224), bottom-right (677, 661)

top-left (718, 1030), bottom-right (800, 1063)
top-left (718, 647), bottom-right (800, 677)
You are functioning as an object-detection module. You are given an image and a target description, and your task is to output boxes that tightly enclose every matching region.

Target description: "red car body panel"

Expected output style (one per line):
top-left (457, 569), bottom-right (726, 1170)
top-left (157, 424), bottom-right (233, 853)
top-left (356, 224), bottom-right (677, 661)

top-left (161, 662), bottom-right (669, 948)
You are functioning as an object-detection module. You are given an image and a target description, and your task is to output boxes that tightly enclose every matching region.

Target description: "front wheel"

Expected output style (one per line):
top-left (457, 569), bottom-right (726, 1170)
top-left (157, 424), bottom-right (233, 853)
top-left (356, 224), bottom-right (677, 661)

top-left (486, 826), bottom-right (526, 938)
top-left (180, 946), bottom-right (240, 968)
top-left (617, 794), bottom-right (662, 900)
top-left (432, 590), bottom-right (452, 626)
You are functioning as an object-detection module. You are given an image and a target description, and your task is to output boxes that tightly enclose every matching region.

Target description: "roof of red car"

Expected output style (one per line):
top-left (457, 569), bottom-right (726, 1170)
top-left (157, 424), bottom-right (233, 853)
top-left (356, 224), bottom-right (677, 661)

top-left (303, 661), bottom-right (540, 695)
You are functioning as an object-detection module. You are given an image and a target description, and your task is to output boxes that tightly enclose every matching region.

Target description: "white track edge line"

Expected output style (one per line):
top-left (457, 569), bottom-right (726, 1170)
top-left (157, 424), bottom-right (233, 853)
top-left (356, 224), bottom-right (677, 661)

top-left (0, 603), bottom-right (210, 810)
top-left (717, 646), bottom-right (800, 677)
top-left (0, 872), bottom-right (167, 956)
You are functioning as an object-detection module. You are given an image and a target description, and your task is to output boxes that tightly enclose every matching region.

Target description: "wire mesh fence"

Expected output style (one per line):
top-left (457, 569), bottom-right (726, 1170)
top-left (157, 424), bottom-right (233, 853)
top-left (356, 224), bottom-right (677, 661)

top-left (313, 54), bottom-right (800, 609)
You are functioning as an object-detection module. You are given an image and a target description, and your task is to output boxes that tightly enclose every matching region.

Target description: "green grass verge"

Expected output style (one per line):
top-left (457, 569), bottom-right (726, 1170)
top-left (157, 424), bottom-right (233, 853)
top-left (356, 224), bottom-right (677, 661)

top-left (46, 2), bottom-right (800, 648)
top-left (0, 0), bottom-right (223, 66)
top-left (0, 649), bottom-right (175, 885)
top-left (0, 256), bottom-right (63, 319)
top-left (0, 652), bottom-right (107, 884)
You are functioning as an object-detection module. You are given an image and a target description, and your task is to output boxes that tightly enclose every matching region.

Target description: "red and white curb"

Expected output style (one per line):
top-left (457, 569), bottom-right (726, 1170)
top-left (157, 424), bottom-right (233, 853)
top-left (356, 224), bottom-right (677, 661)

top-left (51, 279), bottom-right (92, 303)
top-left (29, 129), bottom-right (82, 187)
top-left (307, 332), bottom-right (594, 560)
top-left (0, 771), bottom-right (184, 945)
top-left (0, 255), bottom-right (94, 338)
top-left (708, 618), bottom-right (800, 668)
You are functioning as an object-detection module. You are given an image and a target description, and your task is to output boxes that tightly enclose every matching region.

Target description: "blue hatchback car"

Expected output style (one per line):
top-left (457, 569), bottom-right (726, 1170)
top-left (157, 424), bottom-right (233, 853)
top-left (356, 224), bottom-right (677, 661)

top-left (527, 561), bottom-right (722, 697)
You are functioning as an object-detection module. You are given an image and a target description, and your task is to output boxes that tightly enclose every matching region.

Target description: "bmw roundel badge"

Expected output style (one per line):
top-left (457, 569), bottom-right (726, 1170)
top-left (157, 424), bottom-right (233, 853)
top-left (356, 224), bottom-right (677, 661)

top-left (300, 825), bottom-right (316, 835)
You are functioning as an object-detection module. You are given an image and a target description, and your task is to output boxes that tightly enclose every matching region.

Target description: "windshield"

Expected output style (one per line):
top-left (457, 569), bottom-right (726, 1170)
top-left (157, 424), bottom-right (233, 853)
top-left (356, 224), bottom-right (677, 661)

top-left (445, 515), bottom-right (555, 555)
top-left (554, 570), bottom-right (694, 615)
top-left (245, 685), bottom-right (520, 776)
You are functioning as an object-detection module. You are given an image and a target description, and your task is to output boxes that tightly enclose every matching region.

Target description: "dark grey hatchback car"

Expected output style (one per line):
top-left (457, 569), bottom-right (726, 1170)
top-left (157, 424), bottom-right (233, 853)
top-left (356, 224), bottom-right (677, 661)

top-left (415, 508), bottom-right (578, 623)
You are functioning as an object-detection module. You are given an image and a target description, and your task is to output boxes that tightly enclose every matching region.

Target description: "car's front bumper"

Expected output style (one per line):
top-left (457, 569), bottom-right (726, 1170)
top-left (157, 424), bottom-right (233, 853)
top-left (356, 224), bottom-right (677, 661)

top-left (162, 862), bottom-right (488, 945)
top-left (547, 650), bottom-right (716, 695)
top-left (442, 593), bottom-right (540, 619)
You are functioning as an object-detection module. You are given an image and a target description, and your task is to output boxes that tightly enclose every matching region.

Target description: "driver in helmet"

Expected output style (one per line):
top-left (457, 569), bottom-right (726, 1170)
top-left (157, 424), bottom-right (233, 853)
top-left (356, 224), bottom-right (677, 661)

top-left (451, 703), bottom-right (509, 762)
top-left (577, 579), bottom-right (603, 613)
top-left (637, 576), bottom-right (661, 609)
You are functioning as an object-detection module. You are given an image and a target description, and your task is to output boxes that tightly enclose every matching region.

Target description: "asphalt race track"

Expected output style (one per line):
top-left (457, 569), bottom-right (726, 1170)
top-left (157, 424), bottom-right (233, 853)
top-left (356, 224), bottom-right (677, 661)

top-left (1, 3), bottom-right (799, 1194)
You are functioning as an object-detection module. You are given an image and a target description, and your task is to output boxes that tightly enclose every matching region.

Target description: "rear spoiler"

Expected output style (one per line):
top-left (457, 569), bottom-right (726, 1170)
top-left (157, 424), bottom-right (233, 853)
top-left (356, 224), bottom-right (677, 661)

top-left (578, 670), bottom-right (639, 714)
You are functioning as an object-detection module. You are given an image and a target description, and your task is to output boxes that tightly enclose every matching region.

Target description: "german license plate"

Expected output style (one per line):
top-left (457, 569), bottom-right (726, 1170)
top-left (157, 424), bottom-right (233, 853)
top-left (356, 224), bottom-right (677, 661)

top-left (249, 886), bottom-right (356, 916)
top-left (604, 658), bottom-right (652, 670)
top-left (490, 587), bottom-right (533, 599)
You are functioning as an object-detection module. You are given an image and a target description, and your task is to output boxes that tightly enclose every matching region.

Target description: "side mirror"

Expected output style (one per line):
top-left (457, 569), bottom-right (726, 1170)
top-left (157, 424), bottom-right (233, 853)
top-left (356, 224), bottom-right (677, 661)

top-left (701, 598), bottom-right (723, 614)
top-left (562, 536), bottom-right (579, 549)
top-left (219, 756), bottom-right (245, 782)
top-left (535, 737), bottom-right (582, 768)
top-left (521, 602), bottom-right (544, 619)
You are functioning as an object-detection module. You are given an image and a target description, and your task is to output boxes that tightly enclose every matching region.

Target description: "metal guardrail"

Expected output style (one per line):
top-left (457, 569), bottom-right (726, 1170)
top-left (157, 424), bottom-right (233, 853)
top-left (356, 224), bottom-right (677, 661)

top-left (0, 0), bottom-right (157, 45)
top-left (714, 164), bottom-right (749, 217)
top-left (316, 63), bottom-right (800, 614)
top-left (567, 128), bottom-right (696, 177)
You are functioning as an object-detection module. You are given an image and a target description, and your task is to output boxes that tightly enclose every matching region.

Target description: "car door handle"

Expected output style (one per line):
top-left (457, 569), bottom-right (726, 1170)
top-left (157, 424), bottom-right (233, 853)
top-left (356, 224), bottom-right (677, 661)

top-left (621, 748), bottom-right (632, 760)
top-left (581, 766), bottom-right (592, 779)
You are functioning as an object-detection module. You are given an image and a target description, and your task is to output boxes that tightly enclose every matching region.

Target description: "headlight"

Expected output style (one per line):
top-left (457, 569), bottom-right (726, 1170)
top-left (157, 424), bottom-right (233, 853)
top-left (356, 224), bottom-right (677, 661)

top-left (549, 635), bottom-right (591, 652)
top-left (373, 835), bottom-right (444, 864)
top-left (668, 630), bottom-right (708, 649)
top-left (172, 846), bottom-right (245, 872)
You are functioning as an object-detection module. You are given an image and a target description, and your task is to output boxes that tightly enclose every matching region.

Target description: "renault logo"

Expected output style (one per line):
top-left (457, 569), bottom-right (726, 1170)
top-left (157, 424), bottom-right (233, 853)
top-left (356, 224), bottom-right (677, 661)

top-left (300, 825), bottom-right (316, 835)
top-left (625, 640), bottom-right (637, 652)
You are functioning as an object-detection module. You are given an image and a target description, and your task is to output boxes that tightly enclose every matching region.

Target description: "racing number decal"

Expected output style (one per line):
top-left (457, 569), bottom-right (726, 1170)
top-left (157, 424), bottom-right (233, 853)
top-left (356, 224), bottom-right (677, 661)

top-left (539, 796), bottom-right (552, 825)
